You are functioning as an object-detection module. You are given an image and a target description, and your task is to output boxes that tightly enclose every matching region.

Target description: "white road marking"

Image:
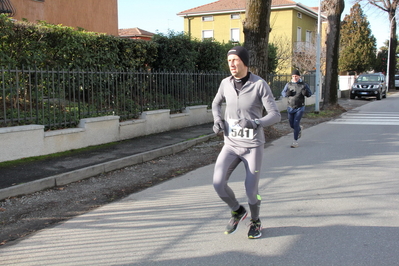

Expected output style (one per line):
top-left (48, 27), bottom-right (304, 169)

top-left (328, 112), bottom-right (399, 125)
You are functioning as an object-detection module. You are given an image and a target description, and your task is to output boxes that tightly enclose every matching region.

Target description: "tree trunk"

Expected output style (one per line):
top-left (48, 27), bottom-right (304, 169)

top-left (388, 13), bottom-right (397, 91)
top-left (322, 0), bottom-right (345, 109)
top-left (243, 0), bottom-right (272, 79)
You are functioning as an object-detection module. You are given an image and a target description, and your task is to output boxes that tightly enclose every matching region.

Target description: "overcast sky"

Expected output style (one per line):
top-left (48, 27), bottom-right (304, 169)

top-left (118, 0), bottom-right (390, 49)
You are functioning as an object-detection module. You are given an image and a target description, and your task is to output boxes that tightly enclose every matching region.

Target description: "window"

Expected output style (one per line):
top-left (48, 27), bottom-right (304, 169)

top-left (231, 28), bottom-right (240, 42)
top-left (306, 30), bottom-right (312, 43)
top-left (202, 30), bottom-right (214, 40)
top-left (202, 16), bottom-right (213, 22)
top-left (297, 12), bottom-right (302, 19)
top-left (297, 27), bottom-right (302, 42)
top-left (32, 0), bottom-right (45, 2)
top-left (231, 14), bottom-right (240, 19)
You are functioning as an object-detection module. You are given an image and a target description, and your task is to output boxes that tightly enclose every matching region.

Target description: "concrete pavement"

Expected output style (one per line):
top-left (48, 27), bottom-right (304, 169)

top-left (1, 95), bottom-right (399, 265)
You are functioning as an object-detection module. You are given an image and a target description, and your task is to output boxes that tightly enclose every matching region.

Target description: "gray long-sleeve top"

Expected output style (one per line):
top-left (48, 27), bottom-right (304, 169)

top-left (212, 73), bottom-right (281, 148)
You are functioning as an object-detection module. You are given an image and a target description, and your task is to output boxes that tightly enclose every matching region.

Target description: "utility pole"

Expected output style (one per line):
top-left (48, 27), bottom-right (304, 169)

top-left (315, 0), bottom-right (322, 113)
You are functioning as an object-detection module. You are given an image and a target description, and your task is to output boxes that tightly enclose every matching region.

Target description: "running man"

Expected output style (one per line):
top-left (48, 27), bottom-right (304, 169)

top-left (212, 46), bottom-right (281, 239)
top-left (281, 69), bottom-right (312, 148)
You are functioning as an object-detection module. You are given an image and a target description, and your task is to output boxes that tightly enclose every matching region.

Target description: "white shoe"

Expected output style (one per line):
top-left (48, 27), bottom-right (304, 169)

top-left (291, 141), bottom-right (299, 148)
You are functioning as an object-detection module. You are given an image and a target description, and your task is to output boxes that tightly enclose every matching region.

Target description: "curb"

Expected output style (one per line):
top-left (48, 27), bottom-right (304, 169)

top-left (0, 134), bottom-right (216, 201)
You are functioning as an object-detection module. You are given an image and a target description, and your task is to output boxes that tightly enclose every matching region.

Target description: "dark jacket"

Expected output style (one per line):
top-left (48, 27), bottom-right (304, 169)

top-left (282, 80), bottom-right (312, 108)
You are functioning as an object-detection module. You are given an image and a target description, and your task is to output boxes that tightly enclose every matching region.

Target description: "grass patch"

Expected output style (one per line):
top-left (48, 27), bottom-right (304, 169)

top-left (0, 141), bottom-right (124, 168)
top-left (185, 134), bottom-right (208, 141)
top-left (304, 104), bottom-right (346, 119)
top-left (305, 109), bottom-right (337, 118)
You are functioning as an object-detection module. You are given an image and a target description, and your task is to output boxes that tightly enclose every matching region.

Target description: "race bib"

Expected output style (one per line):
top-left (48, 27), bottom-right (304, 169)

top-left (227, 119), bottom-right (254, 139)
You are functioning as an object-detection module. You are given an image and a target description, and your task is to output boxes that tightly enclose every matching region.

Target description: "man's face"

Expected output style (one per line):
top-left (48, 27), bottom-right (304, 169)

top-left (228, 54), bottom-right (247, 79)
top-left (292, 75), bottom-right (300, 82)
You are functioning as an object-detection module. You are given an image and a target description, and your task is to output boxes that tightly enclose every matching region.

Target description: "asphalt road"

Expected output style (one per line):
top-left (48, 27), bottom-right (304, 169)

top-left (1, 94), bottom-right (399, 265)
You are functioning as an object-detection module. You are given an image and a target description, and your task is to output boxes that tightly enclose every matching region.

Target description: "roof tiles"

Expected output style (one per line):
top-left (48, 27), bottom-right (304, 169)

top-left (118, 27), bottom-right (155, 37)
top-left (177, 0), bottom-right (299, 15)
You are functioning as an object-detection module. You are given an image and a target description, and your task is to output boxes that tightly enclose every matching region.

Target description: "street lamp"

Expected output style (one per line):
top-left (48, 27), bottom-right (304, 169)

top-left (386, 15), bottom-right (396, 91)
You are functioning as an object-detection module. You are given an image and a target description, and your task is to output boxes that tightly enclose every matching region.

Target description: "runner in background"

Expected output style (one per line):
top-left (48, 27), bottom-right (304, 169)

top-left (281, 69), bottom-right (312, 148)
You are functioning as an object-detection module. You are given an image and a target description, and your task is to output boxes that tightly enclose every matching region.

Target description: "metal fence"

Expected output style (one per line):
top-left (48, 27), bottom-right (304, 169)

top-left (266, 73), bottom-right (316, 97)
top-left (1, 67), bottom-right (315, 130)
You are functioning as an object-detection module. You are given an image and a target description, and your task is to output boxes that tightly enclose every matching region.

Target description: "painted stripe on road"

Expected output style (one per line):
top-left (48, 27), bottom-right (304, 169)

top-left (328, 112), bottom-right (399, 125)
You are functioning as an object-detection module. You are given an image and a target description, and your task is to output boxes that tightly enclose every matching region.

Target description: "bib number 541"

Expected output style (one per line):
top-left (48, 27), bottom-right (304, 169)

top-left (230, 127), bottom-right (254, 139)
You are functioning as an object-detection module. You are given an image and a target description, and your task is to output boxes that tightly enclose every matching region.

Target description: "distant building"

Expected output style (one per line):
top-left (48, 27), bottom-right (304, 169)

top-left (177, 0), bottom-right (327, 74)
top-left (119, 28), bottom-right (155, 41)
top-left (7, 0), bottom-right (118, 36)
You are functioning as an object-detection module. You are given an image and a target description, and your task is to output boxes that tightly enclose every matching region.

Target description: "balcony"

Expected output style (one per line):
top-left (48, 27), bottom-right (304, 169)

top-left (0, 0), bottom-right (15, 17)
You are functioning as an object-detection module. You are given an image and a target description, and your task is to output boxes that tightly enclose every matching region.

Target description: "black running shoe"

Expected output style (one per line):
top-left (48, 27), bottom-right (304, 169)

top-left (248, 218), bottom-right (262, 239)
top-left (225, 206), bottom-right (247, 234)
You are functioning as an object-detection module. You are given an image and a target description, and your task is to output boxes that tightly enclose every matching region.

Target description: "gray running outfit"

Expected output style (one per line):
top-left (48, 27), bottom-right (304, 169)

top-left (212, 72), bottom-right (281, 220)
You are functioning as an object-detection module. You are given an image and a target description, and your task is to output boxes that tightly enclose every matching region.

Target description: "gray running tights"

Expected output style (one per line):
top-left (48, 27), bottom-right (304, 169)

top-left (213, 145), bottom-right (263, 219)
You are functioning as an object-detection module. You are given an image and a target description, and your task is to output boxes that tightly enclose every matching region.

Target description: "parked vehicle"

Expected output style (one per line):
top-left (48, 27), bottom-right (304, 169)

top-left (395, 75), bottom-right (399, 89)
top-left (350, 73), bottom-right (387, 100)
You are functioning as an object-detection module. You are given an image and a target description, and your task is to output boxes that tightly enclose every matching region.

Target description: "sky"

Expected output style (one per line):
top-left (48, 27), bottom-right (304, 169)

top-left (118, 0), bottom-right (391, 49)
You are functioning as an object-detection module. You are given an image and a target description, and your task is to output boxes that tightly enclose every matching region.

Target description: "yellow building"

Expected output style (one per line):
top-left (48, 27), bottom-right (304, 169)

top-left (177, 0), bottom-right (326, 74)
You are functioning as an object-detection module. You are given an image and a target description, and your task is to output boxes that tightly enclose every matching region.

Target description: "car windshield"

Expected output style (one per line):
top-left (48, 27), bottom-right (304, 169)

top-left (356, 75), bottom-right (380, 82)
top-left (395, 76), bottom-right (399, 80)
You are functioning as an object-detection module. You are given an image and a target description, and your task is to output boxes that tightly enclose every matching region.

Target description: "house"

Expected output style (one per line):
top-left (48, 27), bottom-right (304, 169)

top-left (177, 0), bottom-right (326, 74)
top-left (5, 0), bottom-right (118, 36)
top-left (119, 28), bottom-right (155, 41)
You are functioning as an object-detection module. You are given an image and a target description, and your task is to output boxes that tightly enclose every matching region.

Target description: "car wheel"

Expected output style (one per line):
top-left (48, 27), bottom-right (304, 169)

top-left (376, 91), bottom-right (381, 100)
top-left (383, 90), bottom-right (387, 98)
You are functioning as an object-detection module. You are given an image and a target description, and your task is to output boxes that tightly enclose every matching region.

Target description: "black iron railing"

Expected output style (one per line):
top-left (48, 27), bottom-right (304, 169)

top-left (1, 67), bottom-right (315, 130)
top-left (0, 68), bottom-right (228, 130)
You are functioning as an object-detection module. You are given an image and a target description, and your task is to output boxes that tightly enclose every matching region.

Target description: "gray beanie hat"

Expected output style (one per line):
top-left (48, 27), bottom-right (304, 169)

top-left (227, 46), bottom-right (249, 66)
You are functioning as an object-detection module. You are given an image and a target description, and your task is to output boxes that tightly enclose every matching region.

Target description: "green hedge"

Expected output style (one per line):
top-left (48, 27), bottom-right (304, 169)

top-left (0, 15), bottom-right (157, 70)
top-left (0, 15), bottom-right (277, 73)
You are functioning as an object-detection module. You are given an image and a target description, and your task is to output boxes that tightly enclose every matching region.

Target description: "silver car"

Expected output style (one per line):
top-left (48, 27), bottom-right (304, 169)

top-left (395, 75), bottom-right (399, 89)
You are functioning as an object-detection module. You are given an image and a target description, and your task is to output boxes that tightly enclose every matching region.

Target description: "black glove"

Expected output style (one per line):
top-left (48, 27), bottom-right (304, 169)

top-left (237, 119), bottom-right (257, 129)
top-left (213, 119), bottom-right (225, 134)
top-left (286, 89), bottom-right (296, 97)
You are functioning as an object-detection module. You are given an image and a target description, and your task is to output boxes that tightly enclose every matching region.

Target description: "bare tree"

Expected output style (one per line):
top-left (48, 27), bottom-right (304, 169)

top-left (292, 41), bottom-right (318, 74)
top-left (271, 34), bottom-right (327, 75)
top-left (363, 0), bottom-right (398, 90)
top-left (297, 45), bottom-right (327, 75)
top-left (243, 0), bottom-right (272, 79)
top-left (321, 0), bottom-right (345, 108)
top-left (271, 35), bottom-right (293, 73)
